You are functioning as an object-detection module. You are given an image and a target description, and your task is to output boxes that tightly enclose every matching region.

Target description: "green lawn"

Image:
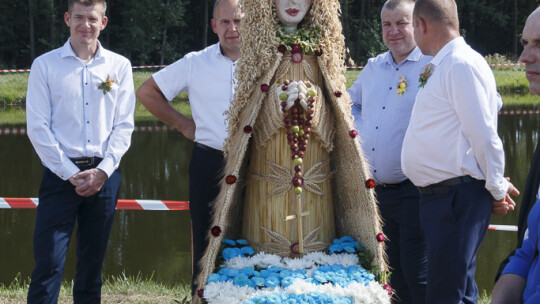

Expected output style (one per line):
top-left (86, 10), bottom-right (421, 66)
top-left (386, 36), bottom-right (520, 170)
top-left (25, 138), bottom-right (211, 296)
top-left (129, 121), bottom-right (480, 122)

top-left (0, 68), bottom-right (537, 126)
top-left (0, 272), bottom-right (191, 304)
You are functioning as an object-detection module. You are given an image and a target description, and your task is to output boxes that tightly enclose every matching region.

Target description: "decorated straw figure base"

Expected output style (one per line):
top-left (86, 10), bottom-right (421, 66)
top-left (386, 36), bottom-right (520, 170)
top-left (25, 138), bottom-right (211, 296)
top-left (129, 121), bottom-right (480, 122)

top-left (243, 54), bottom-right (336, 255)
top-left (193, 0), bottom-right (390, 303)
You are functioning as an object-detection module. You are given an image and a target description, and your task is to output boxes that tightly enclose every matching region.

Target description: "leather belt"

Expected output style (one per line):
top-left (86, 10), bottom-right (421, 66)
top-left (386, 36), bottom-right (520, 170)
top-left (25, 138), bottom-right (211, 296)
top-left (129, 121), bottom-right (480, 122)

top-left (70, 157), bottom-right (102, 167)
top-left (194, 142), bottom-right (222, 153)
top-left (376, 179), bottom-right (411, 190)
top-left (417, 175), bottom-right (474, 195)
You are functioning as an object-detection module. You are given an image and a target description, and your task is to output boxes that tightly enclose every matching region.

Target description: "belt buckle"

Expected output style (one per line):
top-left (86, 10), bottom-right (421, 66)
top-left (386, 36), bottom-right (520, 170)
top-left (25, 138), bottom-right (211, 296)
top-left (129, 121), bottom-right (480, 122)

top-left (74, 158), bottom-right (93, 166)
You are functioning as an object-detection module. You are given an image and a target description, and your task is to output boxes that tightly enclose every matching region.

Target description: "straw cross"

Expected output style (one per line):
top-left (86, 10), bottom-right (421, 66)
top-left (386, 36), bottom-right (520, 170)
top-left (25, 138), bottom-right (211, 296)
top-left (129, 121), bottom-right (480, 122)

top-left (285, 194), bottom-right (310, 253)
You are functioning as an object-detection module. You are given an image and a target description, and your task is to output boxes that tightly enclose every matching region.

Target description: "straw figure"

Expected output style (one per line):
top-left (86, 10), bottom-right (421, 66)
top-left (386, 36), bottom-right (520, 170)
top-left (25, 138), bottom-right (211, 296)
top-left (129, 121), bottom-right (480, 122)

top-left (194, 0), bottom-right (386, 301)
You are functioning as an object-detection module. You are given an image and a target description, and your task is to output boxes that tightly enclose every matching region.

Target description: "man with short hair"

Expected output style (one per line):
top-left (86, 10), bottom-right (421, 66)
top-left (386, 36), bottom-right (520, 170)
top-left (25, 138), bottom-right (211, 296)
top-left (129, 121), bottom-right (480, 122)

top-left (401, 0), bottom-right (519, 303)
top-left (491, 7), bottom-right (540, 304)
top-left (26, 0), bottom-right (135, 302)
top-left (136, 0), bottom-right (242, 294)
top-left (348, 0), bottom-right (429, 302)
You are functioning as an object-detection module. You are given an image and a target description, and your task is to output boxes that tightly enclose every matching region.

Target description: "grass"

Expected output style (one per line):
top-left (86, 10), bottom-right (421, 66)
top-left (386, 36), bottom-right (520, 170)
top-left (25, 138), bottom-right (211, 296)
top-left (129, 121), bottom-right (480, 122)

top-left (0, 67), bottom-right (537, 126)
top-left (0, 272), bottom-right (192, 304)
top-left (0, 273), bottom-right (493, 303)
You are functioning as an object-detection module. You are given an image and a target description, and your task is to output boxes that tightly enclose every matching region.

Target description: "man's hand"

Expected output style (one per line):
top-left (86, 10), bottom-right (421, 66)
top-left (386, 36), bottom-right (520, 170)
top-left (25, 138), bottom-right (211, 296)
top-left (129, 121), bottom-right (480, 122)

top-left (493, 181), bottom-right (519, 215)
top-left (179, 120), bottom-right (196, 141)
top-left (69, 169), bottom-right (108, 197)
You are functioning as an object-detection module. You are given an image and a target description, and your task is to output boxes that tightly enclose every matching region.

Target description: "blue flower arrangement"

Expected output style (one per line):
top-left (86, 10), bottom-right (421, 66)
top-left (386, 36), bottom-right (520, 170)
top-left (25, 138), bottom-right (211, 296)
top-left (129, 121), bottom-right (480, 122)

top-left (221, 239), bottom-right (256, 261)
top-left (244, 291), bottom-right (353, 304)
top-left (204, 237), bottom-right (390, 303)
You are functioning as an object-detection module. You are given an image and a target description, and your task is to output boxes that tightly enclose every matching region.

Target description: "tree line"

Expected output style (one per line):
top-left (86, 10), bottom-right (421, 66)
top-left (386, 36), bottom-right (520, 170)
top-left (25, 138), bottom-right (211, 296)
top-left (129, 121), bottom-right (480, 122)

top-left (0, 0), bottom-right (537, 69)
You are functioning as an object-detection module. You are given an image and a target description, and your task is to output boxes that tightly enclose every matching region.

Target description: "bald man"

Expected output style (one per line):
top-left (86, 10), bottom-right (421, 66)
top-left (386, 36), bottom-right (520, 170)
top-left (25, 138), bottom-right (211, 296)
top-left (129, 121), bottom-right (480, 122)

top-left (401, 0), bottom-right (519, 303)
top-left (136, 0), bottom-right (242, 294)
top-left (491, 7), bottom-right (540, 304)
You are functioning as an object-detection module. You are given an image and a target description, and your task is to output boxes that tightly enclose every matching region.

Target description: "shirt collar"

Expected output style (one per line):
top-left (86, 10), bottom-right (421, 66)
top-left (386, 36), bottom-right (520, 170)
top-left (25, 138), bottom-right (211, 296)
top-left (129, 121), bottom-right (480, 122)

top-left (60, 38), bottom-right (105, 63)
top-left (214, 42), bottom-right (238, 63)
top-left (385, 46), bottom-right (423, 66)
top-left (431, 36), bottom-right (465, 67)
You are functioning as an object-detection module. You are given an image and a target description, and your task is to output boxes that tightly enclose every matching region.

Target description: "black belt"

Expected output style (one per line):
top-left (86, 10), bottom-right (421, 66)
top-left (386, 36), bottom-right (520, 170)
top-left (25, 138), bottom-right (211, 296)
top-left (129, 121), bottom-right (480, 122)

top-left (194, 142), bottom-right (222, 153)
top-left (70, 157), bottom-right (102, 167)
top-left (376, 179), bottom-right (411, 190)
top-left (417, 175), bottom-right (474, 195)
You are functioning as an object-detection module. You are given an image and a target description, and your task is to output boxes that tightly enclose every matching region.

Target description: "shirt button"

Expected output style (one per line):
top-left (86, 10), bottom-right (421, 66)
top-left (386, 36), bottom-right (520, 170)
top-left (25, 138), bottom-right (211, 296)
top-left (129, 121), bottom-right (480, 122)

top-left (87, 121), bottom-right (90, 124)
top-left (389, 87), bottom-right (392, 90)
top-left (86, 103), bottom-right (88, 105)
top-left (87, 140), bottom-right (90, 143)
top-left (396, 68), bottom-right (399, 71)
top-left (382, 106), bottom-right (386, 110)
top-left (374, 170), bottom-right (377, 173)
top-left (372, 148), bottom-right (375, 151)
top-left (375, 126), bottom-right (379, 130)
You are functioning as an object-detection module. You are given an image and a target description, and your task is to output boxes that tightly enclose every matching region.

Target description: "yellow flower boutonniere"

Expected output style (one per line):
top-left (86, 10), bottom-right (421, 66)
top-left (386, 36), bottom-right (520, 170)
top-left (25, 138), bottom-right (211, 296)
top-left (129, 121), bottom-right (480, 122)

top-left (418, 64), bottom-right (433, 88)
top-left (397, 76), bottom-right (407, 96)
top-left (98, 74), bottom-right (118, 95)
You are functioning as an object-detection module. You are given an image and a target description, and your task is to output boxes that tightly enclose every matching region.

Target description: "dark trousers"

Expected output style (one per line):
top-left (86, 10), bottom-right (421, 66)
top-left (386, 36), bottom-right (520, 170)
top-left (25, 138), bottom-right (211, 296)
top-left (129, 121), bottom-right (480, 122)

top-left (419, 178), bottom-right (492, 304)
top-left (376, 180), bottom-right (427, 304)
top-left (188, 143), bottom-right (224, 294)
top-left (27, 166), bottom-right (120, 304)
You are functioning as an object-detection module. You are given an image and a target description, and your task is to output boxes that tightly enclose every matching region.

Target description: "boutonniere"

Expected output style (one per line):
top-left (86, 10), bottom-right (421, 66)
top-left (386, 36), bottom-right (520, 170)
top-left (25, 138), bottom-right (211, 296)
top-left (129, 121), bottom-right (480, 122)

top-left (396, 76), bottom-right (407, 96)
top-left (98, 74), bottom-right (118, 95)
top-left (418, 64), bottom-right (433, 88)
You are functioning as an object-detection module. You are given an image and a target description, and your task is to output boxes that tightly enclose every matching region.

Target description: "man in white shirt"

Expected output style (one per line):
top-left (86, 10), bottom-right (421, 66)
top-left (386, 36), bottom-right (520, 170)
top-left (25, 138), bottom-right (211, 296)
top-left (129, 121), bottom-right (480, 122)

top-left (136, 0), bottom-right (242, 295)
top-left (26, 0), bottom-right (135, 303)
top-left (348, 1), bottom-right (429, 302)
top-left (401, 0), bottom-right (519, 303)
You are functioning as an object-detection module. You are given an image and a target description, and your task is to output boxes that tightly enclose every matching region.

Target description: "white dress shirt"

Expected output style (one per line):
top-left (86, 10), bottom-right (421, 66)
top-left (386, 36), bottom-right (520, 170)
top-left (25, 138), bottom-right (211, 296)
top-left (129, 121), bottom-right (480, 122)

top-left (402, 37), bottom-right (509, 200)
top-left (348, 47), bottom-right (432, 184)
top-left (26, 39), bottom-right (135, 180)
top-left (152, 43), bottom-right (236, 151)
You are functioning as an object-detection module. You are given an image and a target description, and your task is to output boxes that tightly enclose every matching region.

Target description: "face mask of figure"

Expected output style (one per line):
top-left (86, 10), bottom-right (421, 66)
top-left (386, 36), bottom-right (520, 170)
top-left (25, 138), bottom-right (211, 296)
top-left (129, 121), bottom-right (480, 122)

top-left (275, 0), bottom-right (312, 32)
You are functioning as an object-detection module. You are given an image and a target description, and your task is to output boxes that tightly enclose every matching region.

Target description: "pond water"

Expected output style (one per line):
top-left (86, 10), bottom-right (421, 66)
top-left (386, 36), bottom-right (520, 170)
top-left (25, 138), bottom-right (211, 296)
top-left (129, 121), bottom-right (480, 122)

top-left (0, 113), bottom-right (539, 295)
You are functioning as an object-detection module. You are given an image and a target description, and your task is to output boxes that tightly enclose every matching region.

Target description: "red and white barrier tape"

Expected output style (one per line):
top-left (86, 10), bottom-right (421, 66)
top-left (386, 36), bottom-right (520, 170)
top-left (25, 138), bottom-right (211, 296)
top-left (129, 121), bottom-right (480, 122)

top-left (0, 197), bottom-right (520, 231)
top-left (0, 125), bottom-right (176, 135)
top-left (1, 63), bottom-right (525, 73)
top-left (498, 109), bottom-right (540, 115)
top-left (0, 69), bottom-right (31, 73)
top-left (3, 108), bottom-right (538, 136)
top-left (488, 224), bottom-right (518, 232)
top-left (0, 197), bottom-right (189, 211)
top-left (132, 65), bottom-right (167, 69)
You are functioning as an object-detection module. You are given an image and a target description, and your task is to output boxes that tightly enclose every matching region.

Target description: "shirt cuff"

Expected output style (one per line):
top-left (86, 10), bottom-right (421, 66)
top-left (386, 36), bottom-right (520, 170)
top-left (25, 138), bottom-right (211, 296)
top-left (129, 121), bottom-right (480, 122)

top-left (97, 157), bottom-right (115, 178)
top-left (55, 162), bottom-right (81, 181)
top-left (491, 177), bottom-right (510, 201)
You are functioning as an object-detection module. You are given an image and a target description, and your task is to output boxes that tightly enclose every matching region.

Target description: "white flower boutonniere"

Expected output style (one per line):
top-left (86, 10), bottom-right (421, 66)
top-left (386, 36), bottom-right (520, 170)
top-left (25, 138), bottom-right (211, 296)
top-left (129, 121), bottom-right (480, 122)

top-left (98, 74), bottom-right (118, 95)
top-left (397, 76), bottom-right (407, 96)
